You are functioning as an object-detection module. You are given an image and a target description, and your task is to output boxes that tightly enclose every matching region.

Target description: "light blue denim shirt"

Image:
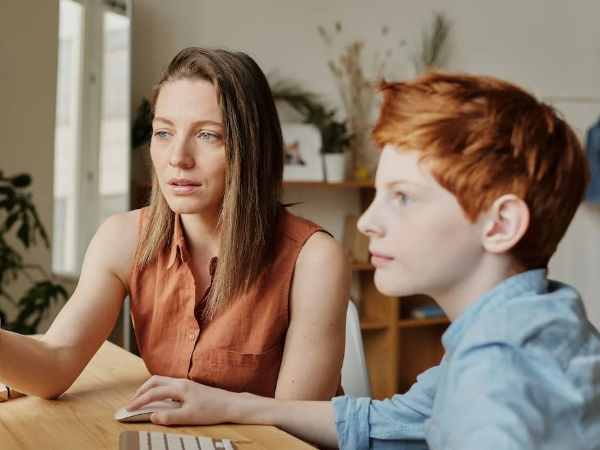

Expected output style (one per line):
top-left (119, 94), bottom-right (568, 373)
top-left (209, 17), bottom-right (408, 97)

top-left (333, 270), bottom-right (600, 449)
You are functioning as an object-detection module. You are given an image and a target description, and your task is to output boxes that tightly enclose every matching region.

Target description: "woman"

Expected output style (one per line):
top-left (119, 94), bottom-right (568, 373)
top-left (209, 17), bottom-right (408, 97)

top-left (0, 47), bottom-right (350, 401)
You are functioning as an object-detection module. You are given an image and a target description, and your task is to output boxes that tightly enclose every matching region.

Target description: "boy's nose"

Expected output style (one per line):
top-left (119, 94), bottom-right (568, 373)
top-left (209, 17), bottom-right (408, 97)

top-left (357, 203), bottom-right (383, 237)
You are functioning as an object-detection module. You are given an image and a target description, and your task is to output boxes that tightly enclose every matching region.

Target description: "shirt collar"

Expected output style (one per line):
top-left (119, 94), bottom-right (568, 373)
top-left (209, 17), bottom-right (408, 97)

top-left (167, 213), bottom-right (187, 269)
top-left (166, 214), bottom-right (218, 275)
top-left (442, 269), bottom-right (548, 356)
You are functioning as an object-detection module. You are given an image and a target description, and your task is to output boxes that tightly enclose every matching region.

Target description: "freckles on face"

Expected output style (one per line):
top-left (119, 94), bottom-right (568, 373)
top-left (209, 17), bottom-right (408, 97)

top-left (367, 145), bottom-right (485, 298)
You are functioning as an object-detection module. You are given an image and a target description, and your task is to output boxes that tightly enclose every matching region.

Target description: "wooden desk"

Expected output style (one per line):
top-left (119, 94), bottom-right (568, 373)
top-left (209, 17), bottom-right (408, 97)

top-left (0, 340), bottom-right (313, 450)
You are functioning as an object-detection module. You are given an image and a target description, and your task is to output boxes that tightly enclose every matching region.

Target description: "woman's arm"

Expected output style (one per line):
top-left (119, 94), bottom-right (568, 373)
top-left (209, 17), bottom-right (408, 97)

top-left (127, 376), bottom-right (340, 448)
top-left (126, 367), bottom-right (440, 450)
top-left (0, 210), bottom-right (140, 399)
top-left (275, 231), bottom-right (351, 400)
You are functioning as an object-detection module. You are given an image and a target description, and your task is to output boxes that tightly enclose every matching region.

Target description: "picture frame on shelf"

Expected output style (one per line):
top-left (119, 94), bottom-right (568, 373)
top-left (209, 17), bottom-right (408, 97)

top-left (281, 123), bottom-right (324, 182)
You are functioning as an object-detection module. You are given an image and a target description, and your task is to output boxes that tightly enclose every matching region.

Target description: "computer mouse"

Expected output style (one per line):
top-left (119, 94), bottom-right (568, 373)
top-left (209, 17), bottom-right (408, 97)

top-left (114, 400), bottom-right (182, 423)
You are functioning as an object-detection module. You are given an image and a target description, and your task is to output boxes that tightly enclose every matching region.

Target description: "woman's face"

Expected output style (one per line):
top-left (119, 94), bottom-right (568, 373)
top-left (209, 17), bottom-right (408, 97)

top-left (150, 79), bottom-right (227, 218)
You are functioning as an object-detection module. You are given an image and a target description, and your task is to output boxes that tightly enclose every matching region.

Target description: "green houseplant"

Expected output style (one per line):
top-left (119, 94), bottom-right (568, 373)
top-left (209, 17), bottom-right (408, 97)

top-left (270, 78), bottom-right (353, 181)
top-left (0, 171), bottom-right (68, 334)
top-left (270, 78), bottom-right (352, 156)
top-left (131, 98), bottom-right (152, 150)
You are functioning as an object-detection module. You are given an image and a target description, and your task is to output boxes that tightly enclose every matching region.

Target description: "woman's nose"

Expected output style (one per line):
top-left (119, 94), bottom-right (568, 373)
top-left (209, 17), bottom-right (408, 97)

top-left (169, 137), bottom-right (194, 169)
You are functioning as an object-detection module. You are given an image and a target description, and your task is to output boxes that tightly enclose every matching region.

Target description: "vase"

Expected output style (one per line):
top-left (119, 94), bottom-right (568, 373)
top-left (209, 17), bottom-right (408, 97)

top-left (324, 153), bottom-right (347, 183)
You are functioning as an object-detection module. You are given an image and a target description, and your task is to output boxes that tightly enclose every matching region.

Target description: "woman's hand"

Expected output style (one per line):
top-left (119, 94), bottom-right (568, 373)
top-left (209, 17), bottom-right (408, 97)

top-left (126, 375), bottom-right (239, 426)
top-left (127, 375), bottom-right (340, 448)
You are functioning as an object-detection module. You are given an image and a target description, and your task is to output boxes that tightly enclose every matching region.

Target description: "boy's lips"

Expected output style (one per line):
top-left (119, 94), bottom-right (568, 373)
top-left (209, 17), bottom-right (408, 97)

top-left (370, 251), bottom-right (394, 266)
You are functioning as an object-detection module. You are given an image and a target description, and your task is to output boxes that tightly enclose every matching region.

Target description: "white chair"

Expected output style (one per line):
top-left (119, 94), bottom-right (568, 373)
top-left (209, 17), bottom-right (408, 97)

top-left (341, 300), bottom-right (373, 397)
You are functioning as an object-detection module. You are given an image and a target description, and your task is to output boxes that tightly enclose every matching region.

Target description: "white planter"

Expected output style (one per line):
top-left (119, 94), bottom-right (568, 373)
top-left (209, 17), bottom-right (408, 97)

top-left (324, 153), bottom-right (346, 183)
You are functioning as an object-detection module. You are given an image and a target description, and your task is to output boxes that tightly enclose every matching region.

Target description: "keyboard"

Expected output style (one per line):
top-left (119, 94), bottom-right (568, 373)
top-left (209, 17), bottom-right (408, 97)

top-left (119, 431), bottom-right (237, 450)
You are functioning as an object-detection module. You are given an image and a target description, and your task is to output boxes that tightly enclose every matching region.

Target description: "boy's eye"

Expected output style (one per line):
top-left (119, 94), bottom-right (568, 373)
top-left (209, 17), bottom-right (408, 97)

top-left (395, 192), bottom-right (412, 205)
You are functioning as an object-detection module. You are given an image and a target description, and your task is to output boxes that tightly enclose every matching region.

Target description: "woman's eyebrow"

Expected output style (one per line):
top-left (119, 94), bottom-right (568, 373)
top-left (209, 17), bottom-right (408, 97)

top-left (152, 117), bottom-right (223, 128)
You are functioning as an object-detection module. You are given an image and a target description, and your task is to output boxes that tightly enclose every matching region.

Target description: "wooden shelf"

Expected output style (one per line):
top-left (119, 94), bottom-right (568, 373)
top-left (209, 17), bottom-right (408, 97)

top-left (351, 262), bottom-right (374, 271)
top-left (397, 317), bottom-right (450, 328)
top-left (359, 319), bottom-right (389, 331)
top-left (283, 180), bottom-right (374, 188)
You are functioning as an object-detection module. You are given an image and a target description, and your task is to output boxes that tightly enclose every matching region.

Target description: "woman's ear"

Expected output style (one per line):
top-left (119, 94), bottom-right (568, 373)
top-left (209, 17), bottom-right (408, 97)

top-left (481, 194), bottom-right (530, 254)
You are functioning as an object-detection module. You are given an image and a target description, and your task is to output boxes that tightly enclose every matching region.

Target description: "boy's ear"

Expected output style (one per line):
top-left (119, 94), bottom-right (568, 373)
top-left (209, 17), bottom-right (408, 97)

top-left (481, 194), bottom-right (530, 254)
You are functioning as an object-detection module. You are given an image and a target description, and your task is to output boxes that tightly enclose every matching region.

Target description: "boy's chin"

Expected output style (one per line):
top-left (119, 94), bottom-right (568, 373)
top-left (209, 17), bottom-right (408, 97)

top-left (374, 276), bottom-right (415, 298)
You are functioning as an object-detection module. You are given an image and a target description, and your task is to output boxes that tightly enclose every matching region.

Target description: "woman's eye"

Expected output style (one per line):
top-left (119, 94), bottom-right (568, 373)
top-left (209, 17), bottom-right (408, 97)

top-left (154, 131), bottom-right (169, 140)
top-left (199, 132), bottom-right (219, 142)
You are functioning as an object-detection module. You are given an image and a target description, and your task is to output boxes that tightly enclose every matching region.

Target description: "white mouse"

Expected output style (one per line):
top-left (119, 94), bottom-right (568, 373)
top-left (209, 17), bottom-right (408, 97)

top-left (114, 400), bottom-right (182, 422)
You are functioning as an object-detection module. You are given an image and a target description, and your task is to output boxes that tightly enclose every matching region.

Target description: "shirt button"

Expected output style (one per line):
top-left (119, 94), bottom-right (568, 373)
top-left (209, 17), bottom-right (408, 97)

top-left (189, 333), bottom-right (195, 341)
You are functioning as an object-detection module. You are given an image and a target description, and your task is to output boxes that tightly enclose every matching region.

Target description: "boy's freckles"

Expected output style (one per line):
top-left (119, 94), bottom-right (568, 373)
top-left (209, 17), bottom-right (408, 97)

top-left (362, 146), bottom-right (487, 311)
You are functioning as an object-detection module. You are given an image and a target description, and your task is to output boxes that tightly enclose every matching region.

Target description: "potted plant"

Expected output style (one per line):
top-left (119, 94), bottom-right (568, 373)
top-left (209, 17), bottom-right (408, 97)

top-left (316, 108), bottom-right (353, 182)
top-left (270, 78), bottom-right (353, 182)
top-left (0, 171), bottom-right (68, 334)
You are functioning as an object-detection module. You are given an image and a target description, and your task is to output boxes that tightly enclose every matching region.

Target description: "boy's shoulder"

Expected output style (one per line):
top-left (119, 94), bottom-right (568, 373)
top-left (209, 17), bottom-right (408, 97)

top-left (456, 280), bottom-right (600, 369)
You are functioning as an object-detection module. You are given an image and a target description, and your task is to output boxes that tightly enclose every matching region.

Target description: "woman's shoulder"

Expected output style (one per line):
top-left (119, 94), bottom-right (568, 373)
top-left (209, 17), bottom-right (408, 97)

top-left (90, 209), bottom-right (142, 279)
top-left (278, 208), bottom-right (348, 265)
top-left (296, 231), bottom-right (350, 271)
top-left (98, 208), bottom-right (143, 237)
top-left (280, 209), bottom-right (327, 241)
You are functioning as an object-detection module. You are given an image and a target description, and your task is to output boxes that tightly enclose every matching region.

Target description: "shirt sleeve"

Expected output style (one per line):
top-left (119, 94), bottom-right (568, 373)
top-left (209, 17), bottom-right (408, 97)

top-left (332, 364), bottom-right (439, 450)
top-left (444, 343), bottom-right (584, 450)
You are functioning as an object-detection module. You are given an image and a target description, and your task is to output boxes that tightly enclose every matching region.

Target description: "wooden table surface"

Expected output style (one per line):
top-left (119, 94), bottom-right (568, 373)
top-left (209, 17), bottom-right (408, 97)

top-left (0, 340), bottom-right (314, 450)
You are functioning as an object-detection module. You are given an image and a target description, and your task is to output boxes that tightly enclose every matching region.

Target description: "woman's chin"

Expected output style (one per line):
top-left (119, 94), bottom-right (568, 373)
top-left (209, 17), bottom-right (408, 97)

top-left (165, 198), bottom-right (220, 217)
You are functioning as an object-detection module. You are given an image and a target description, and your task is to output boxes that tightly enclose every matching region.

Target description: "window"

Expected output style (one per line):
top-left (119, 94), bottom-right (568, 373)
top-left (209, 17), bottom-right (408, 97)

top-left (53, 0), bottom-right (131, 276)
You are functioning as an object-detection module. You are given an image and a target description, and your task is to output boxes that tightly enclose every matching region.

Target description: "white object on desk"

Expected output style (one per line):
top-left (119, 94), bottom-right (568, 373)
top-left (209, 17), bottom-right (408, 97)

top-left (0, 383), bottom-right (24, 403)
top-left (115, 400), bottom-right (182, 422)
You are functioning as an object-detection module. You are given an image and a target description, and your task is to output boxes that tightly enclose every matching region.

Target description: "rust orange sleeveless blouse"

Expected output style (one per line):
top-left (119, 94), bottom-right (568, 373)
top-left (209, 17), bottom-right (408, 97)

top-left (129, 207), bottom-right (342, 398)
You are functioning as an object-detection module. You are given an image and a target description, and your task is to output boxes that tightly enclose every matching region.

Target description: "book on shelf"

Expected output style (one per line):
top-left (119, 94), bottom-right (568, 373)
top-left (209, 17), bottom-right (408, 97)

top-left (408, 304), bottom-right (446, 319)
top-left (342, 214), bottom-right (370, 263)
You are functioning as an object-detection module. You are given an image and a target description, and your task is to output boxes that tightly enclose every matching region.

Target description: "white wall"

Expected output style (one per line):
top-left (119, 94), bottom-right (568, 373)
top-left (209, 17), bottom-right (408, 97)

top-left (0, 0), bottom-right (74, 330)
top-left (132, 0), bottom-right (600, 327)
top-left (132, 0), bottom-right (600, 106)
top-left (0, 0), bottom-right (59, 240)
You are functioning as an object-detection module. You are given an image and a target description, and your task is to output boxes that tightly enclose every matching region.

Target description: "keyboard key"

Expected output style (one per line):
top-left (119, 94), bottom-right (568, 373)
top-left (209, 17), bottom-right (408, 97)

top-left (118, 431), bottom-right (236, 450)
top-left (198, 436), bottom-right (216, 450)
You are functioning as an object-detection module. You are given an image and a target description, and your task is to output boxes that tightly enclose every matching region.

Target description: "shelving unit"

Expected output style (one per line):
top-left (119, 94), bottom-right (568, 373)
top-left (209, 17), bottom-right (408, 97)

top-left (130, 179), bottom-right (449, 399)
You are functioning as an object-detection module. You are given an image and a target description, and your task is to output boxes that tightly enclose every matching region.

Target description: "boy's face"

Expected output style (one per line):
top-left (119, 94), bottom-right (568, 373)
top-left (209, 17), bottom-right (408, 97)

top-left (358, 145), bottom-right (488, 301)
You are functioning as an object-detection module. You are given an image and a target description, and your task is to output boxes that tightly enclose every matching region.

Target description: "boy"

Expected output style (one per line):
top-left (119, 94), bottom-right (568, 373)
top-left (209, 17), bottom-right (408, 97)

top-left (127, 72), bottom-right (600, 449)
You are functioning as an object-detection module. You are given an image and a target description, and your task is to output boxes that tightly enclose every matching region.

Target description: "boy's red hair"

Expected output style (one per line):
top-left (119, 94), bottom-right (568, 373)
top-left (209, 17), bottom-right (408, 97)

top-left (373, 72), bottom-right (589, 270)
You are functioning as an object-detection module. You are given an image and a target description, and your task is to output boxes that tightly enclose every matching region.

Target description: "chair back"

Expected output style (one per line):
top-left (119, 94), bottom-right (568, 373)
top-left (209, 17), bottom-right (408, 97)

top-left (341, 300), bottom-right (373, 397)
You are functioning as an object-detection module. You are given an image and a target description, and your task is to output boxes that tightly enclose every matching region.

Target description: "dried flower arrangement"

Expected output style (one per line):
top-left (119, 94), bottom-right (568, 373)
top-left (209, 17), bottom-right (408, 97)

top-left (318, 22), bottom-right (403, 181)
top-left (414, 12), bottom-right (453, 73)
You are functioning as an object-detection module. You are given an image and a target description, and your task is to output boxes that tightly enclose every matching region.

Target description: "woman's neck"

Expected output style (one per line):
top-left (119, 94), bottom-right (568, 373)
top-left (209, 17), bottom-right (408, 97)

top-left (179, 212), bottom-right (221, 257)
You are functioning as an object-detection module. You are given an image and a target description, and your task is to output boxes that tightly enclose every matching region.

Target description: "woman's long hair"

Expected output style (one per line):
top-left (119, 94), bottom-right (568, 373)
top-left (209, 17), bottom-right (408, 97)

top-left (133, 47), bottom-right (284, 318)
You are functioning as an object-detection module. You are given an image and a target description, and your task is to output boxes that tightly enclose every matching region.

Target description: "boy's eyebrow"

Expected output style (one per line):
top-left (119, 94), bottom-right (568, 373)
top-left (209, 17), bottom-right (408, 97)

top-left (153, 117), bottom-right (223, 128)
top-left (384, 180), bottom-right (425, 190)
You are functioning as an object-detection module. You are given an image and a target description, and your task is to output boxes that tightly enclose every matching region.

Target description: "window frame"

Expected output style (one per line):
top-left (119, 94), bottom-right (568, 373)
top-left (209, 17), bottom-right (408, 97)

top-left (53, 0), bottom-right (131, 277)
